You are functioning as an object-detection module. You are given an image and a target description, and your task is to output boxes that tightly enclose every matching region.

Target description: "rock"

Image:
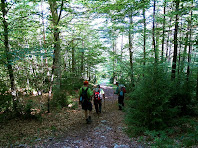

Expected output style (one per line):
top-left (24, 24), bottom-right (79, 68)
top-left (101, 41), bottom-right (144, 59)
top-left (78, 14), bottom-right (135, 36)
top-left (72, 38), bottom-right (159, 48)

top-left (100, 146), bottom-right (108, 148)
top-left (35, 138), bottom-right (41, 142)
top-left (101, 120), bottom-right (107, 123)
top-left (74, 140), bottom-right (81, 144)
top-left (63, 146), bottom-right (71, 148)
top-left (16, 144), bottom-right (26, 148)
top-left (114, 144), bottom-right (130, 148)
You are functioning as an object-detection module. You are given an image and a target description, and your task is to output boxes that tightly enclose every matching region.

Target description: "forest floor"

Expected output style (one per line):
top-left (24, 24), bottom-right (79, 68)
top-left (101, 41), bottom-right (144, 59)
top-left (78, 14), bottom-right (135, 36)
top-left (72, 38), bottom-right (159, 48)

top-left (0, 85), bottom-right (144, 148)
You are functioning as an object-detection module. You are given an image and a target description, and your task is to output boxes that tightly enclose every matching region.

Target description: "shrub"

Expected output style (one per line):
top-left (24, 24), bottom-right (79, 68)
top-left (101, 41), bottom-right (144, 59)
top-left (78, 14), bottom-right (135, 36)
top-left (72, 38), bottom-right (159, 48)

top-left (125, 64), bottom-right (177, 135)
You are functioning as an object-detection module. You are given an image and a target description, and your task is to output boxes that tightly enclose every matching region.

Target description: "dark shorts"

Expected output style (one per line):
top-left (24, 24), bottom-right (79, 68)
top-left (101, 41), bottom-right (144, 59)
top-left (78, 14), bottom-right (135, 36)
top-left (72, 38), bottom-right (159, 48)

top-left (82, 100), bottom-right (92, 111)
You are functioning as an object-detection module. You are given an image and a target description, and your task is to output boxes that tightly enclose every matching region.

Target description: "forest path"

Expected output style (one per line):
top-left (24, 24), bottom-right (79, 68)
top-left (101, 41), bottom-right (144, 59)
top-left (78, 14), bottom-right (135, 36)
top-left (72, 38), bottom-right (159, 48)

top-left (38, 85), bottom-right (142, 148)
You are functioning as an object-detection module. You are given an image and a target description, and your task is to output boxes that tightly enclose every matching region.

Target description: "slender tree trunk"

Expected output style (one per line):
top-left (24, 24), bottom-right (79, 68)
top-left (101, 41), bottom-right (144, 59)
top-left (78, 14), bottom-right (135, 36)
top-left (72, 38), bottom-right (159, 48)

top-left (178, 17), bottom-right (183, 75)
top-left (171, 0), bottom-right (180, 80)
top-left (112, 40), bottom-right (115, 83)
top-left (1, 0), bottom-right (15, 93)
top-left (166, 17), bottom-right (172, 62)
top-left (153, 0), bottom-right (157, 63)
top-left (143, 5), bottom-right (146, 68)
top-left (81, 41), bottom-right (84, 75)
top-left (161, 0), bottom-right (166, 62)
top-left (181, 21), bottom-right (189, 73)
top-left (72, 40), bottom-right (75, 74)
top-left (129, 12), bottom-right (134, 87)
top-left (196, 68), bottom-right (198, 101)
top-left (186, 5), bottom-right (192, 81)
top-left (121, 33), bottom-right (124, 61)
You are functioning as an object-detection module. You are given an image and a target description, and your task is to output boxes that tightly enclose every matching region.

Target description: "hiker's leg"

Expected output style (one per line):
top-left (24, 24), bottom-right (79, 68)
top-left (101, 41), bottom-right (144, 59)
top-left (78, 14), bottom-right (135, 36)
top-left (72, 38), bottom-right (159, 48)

top-left (94, 100), bottom-right (98, 113)
top-left (99, 100), bottom-right (102, 113)
top-left (88, 102), bottom-right (92, 123)
top-left (85, 110), bottom-right (88, 119)
top-left (118, 96), bottom-right (122, 110)
top-left (121, 96), bottom-right (124, 109)
top-left (122, 97), bottom-right (124, 107)
top-left (88, 110), bottom-right (92, 117)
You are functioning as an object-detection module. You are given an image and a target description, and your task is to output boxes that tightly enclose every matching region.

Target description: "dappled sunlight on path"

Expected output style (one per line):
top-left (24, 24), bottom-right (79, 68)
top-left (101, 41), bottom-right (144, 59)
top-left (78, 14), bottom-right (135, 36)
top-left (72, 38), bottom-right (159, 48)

top-left (36, 85), bottom-right (143, 148)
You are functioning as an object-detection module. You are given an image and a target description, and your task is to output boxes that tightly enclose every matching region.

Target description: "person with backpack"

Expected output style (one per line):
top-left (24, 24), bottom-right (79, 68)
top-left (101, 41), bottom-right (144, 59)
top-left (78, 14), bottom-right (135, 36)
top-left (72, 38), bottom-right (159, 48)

top-left (93, 84), bottom-right (105, 114)
top-left (114, 82), bottom-right (126, 110)
top-left (79, 80), bottom-right (93, 124)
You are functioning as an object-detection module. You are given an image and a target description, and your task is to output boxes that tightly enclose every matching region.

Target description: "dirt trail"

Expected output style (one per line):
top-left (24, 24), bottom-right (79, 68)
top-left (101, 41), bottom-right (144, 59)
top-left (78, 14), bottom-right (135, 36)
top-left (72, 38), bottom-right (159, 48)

top-left (36, 85), bottom-right (143, 148)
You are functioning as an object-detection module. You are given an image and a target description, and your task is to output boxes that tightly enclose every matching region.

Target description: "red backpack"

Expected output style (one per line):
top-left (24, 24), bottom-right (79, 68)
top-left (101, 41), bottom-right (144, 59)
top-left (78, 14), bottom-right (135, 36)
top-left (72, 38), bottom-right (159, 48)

top-left (94, 91), bottom-right (101, 100)
top-left (121, 87), bottom-right (126, 93)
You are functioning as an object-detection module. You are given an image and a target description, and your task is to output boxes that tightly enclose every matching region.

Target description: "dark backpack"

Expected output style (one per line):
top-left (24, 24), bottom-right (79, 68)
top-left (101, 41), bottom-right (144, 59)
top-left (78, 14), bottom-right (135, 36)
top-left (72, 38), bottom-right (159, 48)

top-left (81, 87), bottom-right (89, 102)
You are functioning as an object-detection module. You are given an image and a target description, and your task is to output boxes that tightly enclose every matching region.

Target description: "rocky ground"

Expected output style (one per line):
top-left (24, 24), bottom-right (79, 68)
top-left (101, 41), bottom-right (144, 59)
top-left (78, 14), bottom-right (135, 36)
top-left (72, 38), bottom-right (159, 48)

top-left (34, 85), bottom-right (143, 148)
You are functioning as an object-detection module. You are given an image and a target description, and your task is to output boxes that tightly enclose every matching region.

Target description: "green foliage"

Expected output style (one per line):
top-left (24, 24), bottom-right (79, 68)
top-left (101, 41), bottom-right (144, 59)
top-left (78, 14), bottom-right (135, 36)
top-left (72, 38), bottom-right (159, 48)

top-left (0, 80), bottom-right (12, 112)
top-left (51, 89), bottom-right (67, 108)
top-left (125, 64), bottom-right (177, 134)
top-left (170, 76), bottom-right (196, 116)
top-left (140, 118), bottom-right (198, 147)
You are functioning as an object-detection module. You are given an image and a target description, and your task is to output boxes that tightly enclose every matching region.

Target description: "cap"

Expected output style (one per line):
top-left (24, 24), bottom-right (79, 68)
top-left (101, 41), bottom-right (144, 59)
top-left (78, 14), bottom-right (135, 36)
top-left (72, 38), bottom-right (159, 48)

top-left (84, 80), bottom-right (89, 85)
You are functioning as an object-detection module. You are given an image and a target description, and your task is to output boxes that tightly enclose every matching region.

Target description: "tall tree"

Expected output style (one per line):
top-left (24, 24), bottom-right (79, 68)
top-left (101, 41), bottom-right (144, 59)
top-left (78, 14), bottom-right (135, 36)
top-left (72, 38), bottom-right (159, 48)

top-left (1, 0), bottom-right (15, 94)
top-left (152, 0), bottom-right (157, 63)
top-left (128, 10), bottom-right (134, 87)
top-left (171, 0), bottom-right (180, 80)
top-left (186, 1), bottom-right (193, 81)
top-left (48, 0), bottom-right (63, 92)
top-left (143, 1), bottom-right (147, 72)
top-left (161, 0), bottom-right (166, 62)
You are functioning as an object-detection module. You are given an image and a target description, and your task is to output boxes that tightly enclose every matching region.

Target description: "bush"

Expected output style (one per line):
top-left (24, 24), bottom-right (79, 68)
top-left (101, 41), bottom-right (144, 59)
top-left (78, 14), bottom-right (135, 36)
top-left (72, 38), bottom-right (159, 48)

top-left (0, 80), bottom-right (12, 112)
top-left (125, 64), bottom-right (177, 135)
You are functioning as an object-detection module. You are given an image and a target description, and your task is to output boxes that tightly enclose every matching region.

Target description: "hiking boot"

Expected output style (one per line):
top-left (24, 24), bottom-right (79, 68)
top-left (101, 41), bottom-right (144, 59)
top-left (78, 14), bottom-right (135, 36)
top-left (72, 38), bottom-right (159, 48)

top-left (86, 118), bottom-right (89, 124)
top-left (88, 116), bottom-right (92, 123)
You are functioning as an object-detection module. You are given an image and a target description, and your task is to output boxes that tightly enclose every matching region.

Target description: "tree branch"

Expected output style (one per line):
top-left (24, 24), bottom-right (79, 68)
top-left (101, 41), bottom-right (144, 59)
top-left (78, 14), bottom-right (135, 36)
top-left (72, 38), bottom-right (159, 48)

top-left (57, 0), bottom-right (64, 25)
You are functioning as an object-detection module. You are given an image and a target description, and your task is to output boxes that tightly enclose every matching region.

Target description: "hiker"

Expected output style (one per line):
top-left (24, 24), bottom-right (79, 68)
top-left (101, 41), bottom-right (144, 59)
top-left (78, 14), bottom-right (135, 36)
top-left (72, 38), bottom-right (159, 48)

top-left (79, 80), bottom-right (93, 124)
top-left (114, 82), bottom-right (126, 110)
top-left (93, 84), bottom-right (105, 114)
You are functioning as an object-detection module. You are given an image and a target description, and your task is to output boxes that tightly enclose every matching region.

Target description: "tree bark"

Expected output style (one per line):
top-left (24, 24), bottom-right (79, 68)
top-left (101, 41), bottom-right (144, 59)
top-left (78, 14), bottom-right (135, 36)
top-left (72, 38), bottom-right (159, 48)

top-left (197, 70), bottom-right (198, 100)
top-left (81, 41), bottom-right (84, 75)
top-left (143, 5), bottom-right (146, 67)
top-left (171, 0), bottom-right (180, 80)
top-left (152, 0), bottom-right (157, 63)
top-left (49, 0), bottom-right (63, 91)
top-left (161, 0), bottom-right (166, 62)
top-left (186, 5), bottom-right (192, 81)
top-left (72, 40), bottom-right (75, 73)
top-left (128, 12), bottom-right (134, 87)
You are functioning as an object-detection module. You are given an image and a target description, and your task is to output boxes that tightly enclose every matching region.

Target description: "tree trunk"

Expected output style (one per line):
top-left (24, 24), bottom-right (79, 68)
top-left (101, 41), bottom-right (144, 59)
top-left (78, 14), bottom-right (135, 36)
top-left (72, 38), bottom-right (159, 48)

top-left (143, 5), bottom-right (146, 68)
top-left (161, 0), bottom-right (166, 62)
top-left (81, 41), bottom-right (84, 75)
top-left (72, 40), bottom-right (75, 74)
top-left (171, 0), bottom-right (180, 80)
top-left (129, 12), bottom-right (134, 87)
top-left (49, 0), bottom-right (63, 91)
top-left (152, 0), bottom-right (157, 63)
top-left (180, 21), bottom-right (189, 73)
top-left (1, 0), bottom-right (15, 93)
top-left (112, 40), bottom-right (115, 83)
top-left (186, 5), bottom-right (192, 81)
top-left (121, 33), bottom-right (124, 61)
top-left (196, 68), bottom-right (198, 101)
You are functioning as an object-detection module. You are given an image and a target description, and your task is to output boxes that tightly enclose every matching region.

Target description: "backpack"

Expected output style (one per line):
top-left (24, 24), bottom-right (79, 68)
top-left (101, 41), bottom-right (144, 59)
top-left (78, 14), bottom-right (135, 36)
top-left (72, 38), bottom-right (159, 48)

top-left (80, 87), bottom-right (89, 102)
top-left (94, 91), bottom-right (101, 100)
top-left (119, 85), bottom-right (126, 96)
